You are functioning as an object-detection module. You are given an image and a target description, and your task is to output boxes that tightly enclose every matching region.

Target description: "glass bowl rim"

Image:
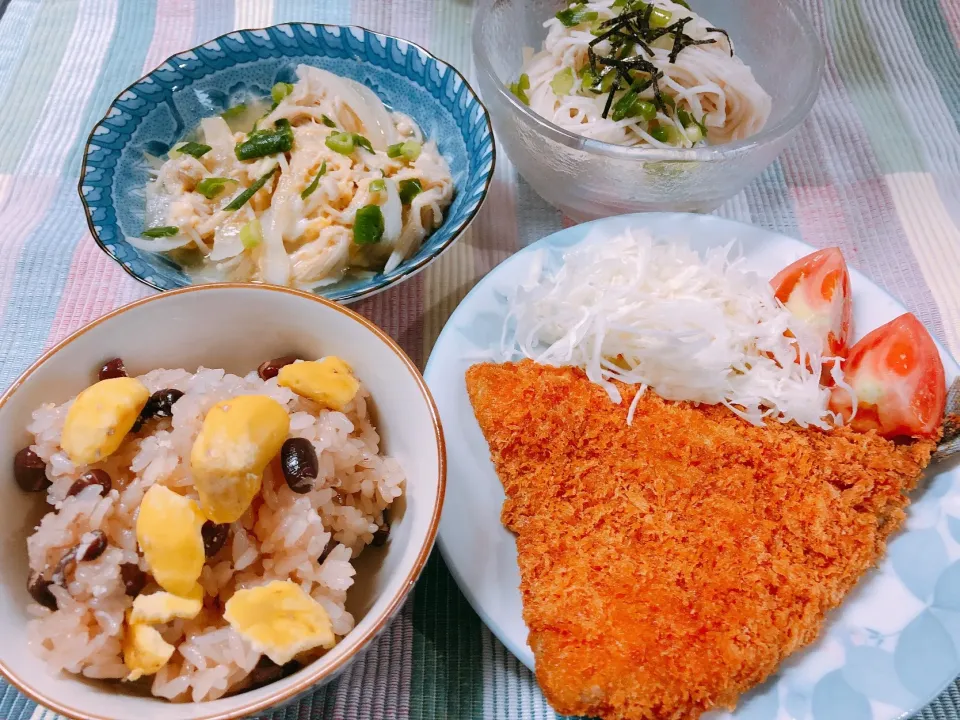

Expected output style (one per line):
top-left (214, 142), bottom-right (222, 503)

top-left (472, 0), bottom-right (826, 162)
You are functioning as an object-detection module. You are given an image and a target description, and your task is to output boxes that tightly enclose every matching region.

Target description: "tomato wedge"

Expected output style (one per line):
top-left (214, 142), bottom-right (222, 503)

top-left (829, 313), bottom-right (946, 439)
top-left (771, 247), bottom-right (853, 358)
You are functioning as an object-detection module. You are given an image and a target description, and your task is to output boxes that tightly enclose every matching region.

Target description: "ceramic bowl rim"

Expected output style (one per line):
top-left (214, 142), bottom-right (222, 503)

top-left (471, 0), bottom-right (825, 162)
top-left (77, 22), bottom-right (496, 303)
top-left (0, 283), bottom-right (447, 720)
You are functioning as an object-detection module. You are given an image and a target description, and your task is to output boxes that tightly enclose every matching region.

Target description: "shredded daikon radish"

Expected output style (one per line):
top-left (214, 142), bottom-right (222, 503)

top-left (502, 229), bottom-right (841, 429)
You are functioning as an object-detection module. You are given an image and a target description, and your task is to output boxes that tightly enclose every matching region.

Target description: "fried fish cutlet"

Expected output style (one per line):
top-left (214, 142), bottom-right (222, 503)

top-left (465, 360), bottom-right (937, 720)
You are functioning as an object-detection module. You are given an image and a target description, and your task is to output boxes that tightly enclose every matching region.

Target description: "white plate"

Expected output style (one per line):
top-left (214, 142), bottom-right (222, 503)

top-left (424, 213), bottom-right (960, 720)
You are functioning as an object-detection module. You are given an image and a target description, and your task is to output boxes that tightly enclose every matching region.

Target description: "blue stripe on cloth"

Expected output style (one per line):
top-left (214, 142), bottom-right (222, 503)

top-left (0, 0), bottom-right (156, 388)
top-left (274, 0), bottom-right (351, 25)
top-left (743, 159), bottom-right (801, 239)
top-left (0, 0), bottom-right (42, 99)
top-left (193, 0), bottom-right (235, 45)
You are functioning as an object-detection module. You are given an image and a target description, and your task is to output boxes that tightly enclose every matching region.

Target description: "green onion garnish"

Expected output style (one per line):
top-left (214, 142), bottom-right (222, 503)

top-left (578, 65), bottom-right (597, 89)
top-left (353, 204), bottom-right (384, 245)
top-left (398, 178), bottom-right (423, 205)
top-left (556, 7), bottom-right (598, 26)
top-left (321, 114), bottom-right (337, 128)
top-left (325, 132), bottom-right (373, 155)
top-left (677, 108), bottom-right (707, 137)
top-left (195, 177), bottom-right (237, 199)
top-left (240, 218), bottom-right (263, 249)
top-left (271, 82), bottom-right (294, 104)
top-left (224, 166), bottom-right (278, 211)
top-left (235, 119), bottom-right (294, 161)
top-left (369, 178), bottom-right (386, 193)
top-left (387, 140), bottom-right (422, 161)
top-left (551, 68), bottom-right (574, 96)
top-left (300, 160), bottom-right (327, 200)
top-left (325, 132), bottom-right (355, 155)
top-left (353, 133), bottom-right (374, 153)
top-left (221, 103), bottom-right (248, 119)
top-left (171, 141), bottom-right (212, 159)
top-left (141, 226), bottom-right (180, 238)
top-left (507, 73), bottom-right (531, 105)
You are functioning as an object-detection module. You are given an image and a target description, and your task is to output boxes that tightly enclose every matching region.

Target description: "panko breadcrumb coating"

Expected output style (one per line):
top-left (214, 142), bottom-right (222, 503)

top-left (465, 360), bottom-right (937, 720)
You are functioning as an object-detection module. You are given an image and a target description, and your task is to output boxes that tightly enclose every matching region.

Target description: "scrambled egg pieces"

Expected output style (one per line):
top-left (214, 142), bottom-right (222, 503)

top-left (277, 358), bottom-right (359, 411)
top-left (130, 585), bottom-right (203, 624)
top-left (224, 580), bottom-right (335, 665)
top-left (136, 485), bottom-right (206, 596)
top-left (190, 395), bottom-right (290, 523)
top-left (61, 377), bottom-right (149, 465)
top-left (123, 621), bottom-right (176, 681)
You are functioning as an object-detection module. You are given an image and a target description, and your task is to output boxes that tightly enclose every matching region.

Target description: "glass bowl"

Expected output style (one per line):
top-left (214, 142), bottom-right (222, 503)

top-left (473, 0), bottom-right (824, 220)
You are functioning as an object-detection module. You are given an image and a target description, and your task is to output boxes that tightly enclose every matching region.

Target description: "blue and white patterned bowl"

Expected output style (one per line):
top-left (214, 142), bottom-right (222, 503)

top-left (78, 24), bottom-right (496, 303)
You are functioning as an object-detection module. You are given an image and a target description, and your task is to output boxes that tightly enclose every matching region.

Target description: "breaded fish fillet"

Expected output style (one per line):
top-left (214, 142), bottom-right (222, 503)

top-left (465, 360), bottom-right (936, 720)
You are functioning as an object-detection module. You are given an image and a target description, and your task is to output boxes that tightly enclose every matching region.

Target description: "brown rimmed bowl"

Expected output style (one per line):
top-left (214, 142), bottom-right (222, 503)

top-left (0, 284), bottom-right (445, 720)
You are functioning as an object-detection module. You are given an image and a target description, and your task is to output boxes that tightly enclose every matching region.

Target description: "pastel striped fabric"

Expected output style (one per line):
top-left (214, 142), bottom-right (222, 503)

top-left (0, 1), bottom-right (958, 718)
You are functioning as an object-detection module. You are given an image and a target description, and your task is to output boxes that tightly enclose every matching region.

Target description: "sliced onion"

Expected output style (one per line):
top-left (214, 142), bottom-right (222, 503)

top-left (126, 234), bottom-right (194, 253)
top-left (381, 178), bottom-right (402, 247)
top-left (297, 65), bottom-right (394, 150)
top-left (201, 116), bottom-right (234, 151)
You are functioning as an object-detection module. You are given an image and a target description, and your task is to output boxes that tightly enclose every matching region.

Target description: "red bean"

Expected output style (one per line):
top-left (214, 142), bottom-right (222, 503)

top-left (281, 438), bottom-right (318, 494)
top-left (98, 358), bottom-right (128, 381)
top-left (27, 572), bottom-right (57, 610)
top-left (13, 447), bottom-right (48, 492)
top-left (257, 356), bottom-right (298, 381)
top-left (67, 470), bottom-right (111, 498)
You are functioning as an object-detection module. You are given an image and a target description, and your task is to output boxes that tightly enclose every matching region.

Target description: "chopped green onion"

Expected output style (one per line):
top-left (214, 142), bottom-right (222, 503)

top-left (240, 219), bottom-right (263, 249)
top-left (224, 166), bottom-right (278, 211)
top-left (400, 139), bottom-right (421, 160)
top-left (398, 178), bottom-right (423, 205)
top-left (678, 108), bottom-right (708, 137)
top-left (271, 82), bottom-right (294, 104)
top-left (171, 141), bottom-right (211, 159)
top-left (195, 177), bottom-right (237, 199)
top-left (325, 131), bottom-right (355, 155)
top-left (235, 119), bottom-right (294, 160)
top-left (649, 6), bottom-right (672, 27)
top-left (611, 88), bottom-right (639, 122)
top-left (612, 0), bottom-right (627, 6)
top-left (353, 204), bottom-right (384, 244)
top-left (386, 139), bottom-right (422, 161)
top-left (321, 114), bottom-right (337, 128)
top-left (551, 68), bottom-right (574, 96)
top-left (141, 226), bottom-right (180, 238)
top-left (634, 100), bottom-right (658, 121)
top-left (325, 132), bottom-right (373, 155)
top-left (353, 134), bottom-right (374, 153)
top-left (369, 178), bottom-right (386, 193)
top-left (649, 124), bottom-right (679, 144)
top-left (221, 103), bottom-right (248, 119)
top-left (682, 124), bottom-right (703, 143)
top-left (661, 93), bottom-right (676, 109)
top-left (578, 66), bottom-right (597, 89)
top-left (673, 0), bottom-right (691, 8)
top-left (588, 70), bottom-right (616, 94)
top-left (507, 73), bottom-right (531, 105)
top-left (300, 160), bottom-right (327, 200)
top-left (556, 7), bottom-right (598, 26)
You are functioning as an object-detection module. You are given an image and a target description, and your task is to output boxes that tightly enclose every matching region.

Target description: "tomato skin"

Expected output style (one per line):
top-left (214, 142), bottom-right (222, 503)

top-left (771, 248), bottom-right (853, 358)
top-left (829, 313), bottom-right (947, 439)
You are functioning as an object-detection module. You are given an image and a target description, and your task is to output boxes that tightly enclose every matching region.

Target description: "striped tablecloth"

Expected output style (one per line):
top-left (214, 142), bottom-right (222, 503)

top-left (1, 0), bottom-right (959, 718)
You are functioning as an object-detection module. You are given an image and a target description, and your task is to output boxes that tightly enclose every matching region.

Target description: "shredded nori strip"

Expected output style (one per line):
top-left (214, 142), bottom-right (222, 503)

top-left (706, 27), bottom-right (734, 56)
top-left (581, 1), bottom-right (725, 119)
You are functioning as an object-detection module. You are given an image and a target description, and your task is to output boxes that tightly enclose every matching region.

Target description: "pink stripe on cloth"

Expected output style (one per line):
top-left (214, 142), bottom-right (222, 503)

top-left (789, 184), bottom-right (858, 258)
top-left (141, 0), bottom-right (195, 71)
top-left (938, 0), bottom-right (960, 47)
top-left (44, 235), bottom-right (149, 350)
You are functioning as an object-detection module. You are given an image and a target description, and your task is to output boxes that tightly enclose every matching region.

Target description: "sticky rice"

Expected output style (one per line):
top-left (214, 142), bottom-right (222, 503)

top-left (24, 365), bottom-right (404, 702)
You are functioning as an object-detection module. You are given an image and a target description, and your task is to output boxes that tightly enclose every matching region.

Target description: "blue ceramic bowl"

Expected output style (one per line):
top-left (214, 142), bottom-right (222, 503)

top-left (78, 24), bottom-right (496, 303)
